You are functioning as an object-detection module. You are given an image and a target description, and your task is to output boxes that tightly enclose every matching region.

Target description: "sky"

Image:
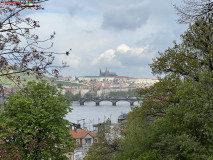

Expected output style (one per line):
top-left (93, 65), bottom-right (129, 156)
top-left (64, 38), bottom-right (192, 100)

top-left (28, 0), bottom-right (188, 78)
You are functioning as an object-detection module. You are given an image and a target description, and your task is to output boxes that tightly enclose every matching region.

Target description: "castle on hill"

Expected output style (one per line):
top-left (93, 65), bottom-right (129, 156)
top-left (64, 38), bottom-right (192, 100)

top-left (99, 68), bottom-right (117, 77)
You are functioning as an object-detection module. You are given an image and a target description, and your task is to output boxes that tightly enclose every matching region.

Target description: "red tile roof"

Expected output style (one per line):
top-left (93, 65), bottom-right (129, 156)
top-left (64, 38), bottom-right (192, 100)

top-left (70, 130), bottom-right (96, 139)
top-left (103, 84), bottom-right (110, 87)
top-left (65, 87), bottom-right (73, 90)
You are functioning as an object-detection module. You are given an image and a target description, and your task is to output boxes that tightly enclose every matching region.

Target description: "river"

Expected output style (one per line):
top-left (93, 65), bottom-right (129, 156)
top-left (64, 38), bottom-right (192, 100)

top-left (65, 101), bottom-right (140, 131)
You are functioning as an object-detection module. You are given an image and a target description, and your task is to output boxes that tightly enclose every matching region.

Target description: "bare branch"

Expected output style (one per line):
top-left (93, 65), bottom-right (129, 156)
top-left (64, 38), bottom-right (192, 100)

top-left (0, 1), bottom-right (72, 84)
top-left (174, 0), bottom-right (213, 23)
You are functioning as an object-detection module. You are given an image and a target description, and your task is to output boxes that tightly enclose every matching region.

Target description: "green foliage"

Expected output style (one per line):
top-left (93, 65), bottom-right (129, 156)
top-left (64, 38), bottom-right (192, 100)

top-left (134, 150), bottom-right (163, 160)
top-left (65, 91), bottom-right (81, 101)
top-left (86, 120), bottom-right (123, 160)
top-left (137, 76), bottom-right (181, 120)
top-left (113, 107), bottom-right (153, 160)
top-left (85, 139), bottom-right (116, 160)
top-left (85, 126), bottom-right (121, 160)
top-left (0, 81), bottom-right (74, 160)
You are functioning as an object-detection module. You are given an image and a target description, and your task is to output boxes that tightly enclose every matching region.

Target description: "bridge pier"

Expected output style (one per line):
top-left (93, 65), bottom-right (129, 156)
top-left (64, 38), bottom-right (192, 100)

top-left (96, 102), bottom-right (100, 106)
top-left (130, 102), bottom-right (134, 106)
top-left (112, 102), bottom-right (116, 106)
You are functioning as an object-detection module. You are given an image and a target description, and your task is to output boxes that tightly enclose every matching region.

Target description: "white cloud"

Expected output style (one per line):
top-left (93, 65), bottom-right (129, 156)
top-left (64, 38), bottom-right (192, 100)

top-left (92, 44), bottom-right (153, 68)
top-left (117, 44), bottom-right (130, 53)
top-left (92, 49), bottom-right (122, 67)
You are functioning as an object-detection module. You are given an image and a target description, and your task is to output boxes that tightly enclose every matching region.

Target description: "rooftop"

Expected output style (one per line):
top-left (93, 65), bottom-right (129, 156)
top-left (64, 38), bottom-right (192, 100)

top-left (70, 129), bottom-right (96, 139)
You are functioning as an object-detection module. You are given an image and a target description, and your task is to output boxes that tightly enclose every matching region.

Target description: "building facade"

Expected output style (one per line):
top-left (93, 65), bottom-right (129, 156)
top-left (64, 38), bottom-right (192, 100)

top-left (70, 129), bottom-right (100, 160)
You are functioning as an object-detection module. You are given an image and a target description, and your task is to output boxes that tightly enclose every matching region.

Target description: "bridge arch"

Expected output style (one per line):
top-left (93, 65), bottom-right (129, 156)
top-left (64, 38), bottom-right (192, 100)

top-left (116, 100), bottom-right (134, 106)
top-left (79, 97), bottom-right (138, 106)
top-left (98, 100), bottom-right (114, 106)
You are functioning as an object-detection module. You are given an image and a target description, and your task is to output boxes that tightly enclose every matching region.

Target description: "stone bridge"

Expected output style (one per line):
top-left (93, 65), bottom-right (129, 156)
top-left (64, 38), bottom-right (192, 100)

top-left (79, 97), bottom-right (138, 106)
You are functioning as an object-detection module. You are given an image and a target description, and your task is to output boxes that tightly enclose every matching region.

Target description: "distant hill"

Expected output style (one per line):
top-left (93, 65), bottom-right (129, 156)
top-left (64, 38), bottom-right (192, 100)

top-left (54, 81), bottom-right (87, 87)
top-left (0, 71), bottom-right (49, 86)
top-left (0, 71), bottom-right (86, 88)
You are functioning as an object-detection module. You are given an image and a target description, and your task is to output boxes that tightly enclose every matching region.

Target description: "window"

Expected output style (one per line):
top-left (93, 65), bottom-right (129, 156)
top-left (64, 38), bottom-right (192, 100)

top-left (85, 138), bottom-right (91, 145)
top-left (94, 138), bottom-right (98, 143)
top-left (76, 139), bottom-right (80, 145)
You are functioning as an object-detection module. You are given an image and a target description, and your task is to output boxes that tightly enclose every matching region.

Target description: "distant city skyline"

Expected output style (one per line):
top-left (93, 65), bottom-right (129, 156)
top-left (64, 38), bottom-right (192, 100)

top-left (59, 67), bottom-right (155, 78)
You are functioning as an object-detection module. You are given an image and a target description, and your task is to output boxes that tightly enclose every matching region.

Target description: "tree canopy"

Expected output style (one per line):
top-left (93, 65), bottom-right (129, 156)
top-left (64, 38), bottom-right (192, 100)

top-left (0, 81), bottom-right (74, 159)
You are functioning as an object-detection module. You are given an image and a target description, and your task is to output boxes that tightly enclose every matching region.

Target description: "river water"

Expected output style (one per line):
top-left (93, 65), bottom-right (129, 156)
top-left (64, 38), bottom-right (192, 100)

top-left (65, 101), bottom-right (139, 131)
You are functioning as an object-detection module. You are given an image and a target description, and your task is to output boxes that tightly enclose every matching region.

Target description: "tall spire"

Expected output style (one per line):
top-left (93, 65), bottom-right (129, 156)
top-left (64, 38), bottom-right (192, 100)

top-left (100, 68), bottom-right (101, 76)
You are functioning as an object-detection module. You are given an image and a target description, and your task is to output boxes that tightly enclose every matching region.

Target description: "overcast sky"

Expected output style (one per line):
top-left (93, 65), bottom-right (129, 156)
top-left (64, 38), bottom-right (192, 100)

top-left (29, 0), bottom-right (188, 78)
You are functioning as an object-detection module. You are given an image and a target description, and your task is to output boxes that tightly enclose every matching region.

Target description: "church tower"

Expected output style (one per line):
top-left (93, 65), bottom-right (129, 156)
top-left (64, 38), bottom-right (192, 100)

top-left (99, 67), bottom-right (117, 77)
